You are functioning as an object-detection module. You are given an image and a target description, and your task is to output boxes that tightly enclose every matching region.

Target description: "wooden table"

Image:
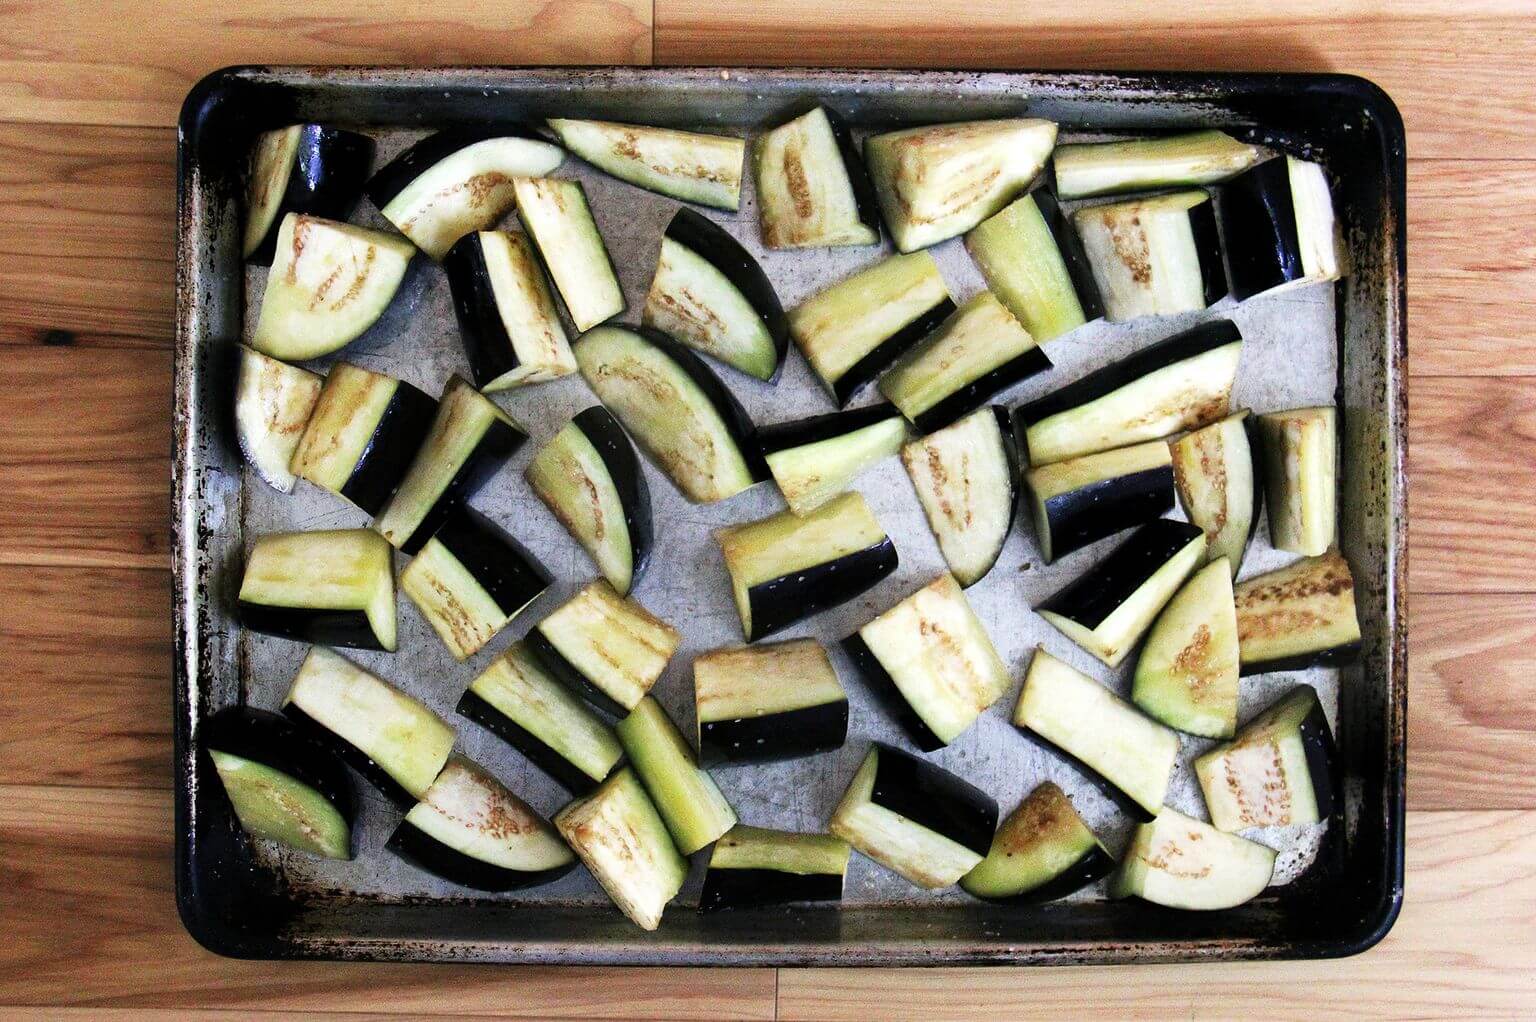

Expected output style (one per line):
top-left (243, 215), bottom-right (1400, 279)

top-left (2, 1), bottom-right (1533, 1017)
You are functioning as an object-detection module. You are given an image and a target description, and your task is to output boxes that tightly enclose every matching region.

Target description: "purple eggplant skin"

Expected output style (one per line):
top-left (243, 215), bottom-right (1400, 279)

top-left (281, 703), bottom-right (417, 809)
top-left (824, 107), bottom-right (884, 240)
top-left (866, 743), bottom-right (998, 857)
top-left (441, 233), bottom-right (521, 390)
top-left (429, 508), bottom-right (551, 618)
top-left (1038, 519), bottom-right (1205, 631)
top-left (744, 537), bottom-right (898, 643)
top-left (908, 345), bottom-right (1053, 436)
top-left (756, 403), bottom-right (904, 457)
top-left (203, 706), bottom-right (358, 842)
top-left (455, 689), bottom-right (609, 795)
top-left (1187, 196), bottom-right (1229, 308)
top-left (1037, 465), bottom-right (1175, 565)
top-left (1293, 685), bottom-right (1341, 820)
top-left (699, 866), bottom-right (844, 912)
top-left (698, 699), bottom-right (849, 767)
top-left (1215, 157), bottom-right (1306, 301)
top-left (364, 126), bottom-right (547, 209)
top-left (396, 392), bottom-right (527, 556)
top-left (385, 820), bottom-right (577, 893)
top-left (840, 633), bottom-right (945, 752)
top-left (236, 602), bottom-right (384, 651)
top-left (247, 125), bottom-right (376, 266)
top-left (1240, 641), bottom-right (1362, 678)
top-left (1033, 183), bottom-right (1105, 321)
top-left (630, 326), bottom-right (770, 481)
top-left (337, 380), bottom-right (438, 517)
top-left (831, 296), bottom-right (957, 408)
top-left (964, 844), bottom-right (1116, 905)
top-left (523, 629), bottom-right (628, 720)
top-left (572, 405), bottom-right (654, 588)
top-left (1013, 726), bottom-right (1156, 823)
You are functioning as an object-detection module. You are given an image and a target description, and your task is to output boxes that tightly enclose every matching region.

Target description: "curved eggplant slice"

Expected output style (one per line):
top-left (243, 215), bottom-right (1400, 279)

top-left (900, 406), bottom-right (1018, 588)
top-left (700, 826), bottom-right (851, 912)
top-left (1195, 684), bottom-right (1338, 832)
top-left (755, 106), bottom-right (880, 249)
top-left (529, 580), bottom-right (681, 718)
top-left (1170, 410), bottom-right (1260, 577)
top-left (694, 639), bottom-right (849, 766)
top-left (1234, 550), bottom-right (1362, 676)
top-left (1133, 557), bottom-right (1240, 739)
top-left (1256, 405), bottom-right (1337, 557)
top-left (967, 186), bottom-right (1103, 345)
top-left (1073, 190), bottom-right (1226, 322)
top-left (758, 404), bottom-right (908, 516)
top-left (617, 697), bottom-right (737, 855)
top-left (1110, 807), bottom-right (1276, 910)
top-left (1216, 155), bottom-right (1341, 301)
top-left (960, 782), bottom-right (1113, 903)
top-left (443, 231), bottom-right (576, 392)
top-left (1053, 130), bottom-right (1261, 200)
top-left (234, 345), bottom-right (322, 494)
top-left (1025, 439), bottom-right (1174, 564)
top-left (514, 176), bottom-right (625, 332)
top-left (244, 124), bottom-right (375, 264)
top-left (547, 118), bottom-right (745, 210)
top-left (238, 528), bottom-right (396, 651)
top-left (643, 207), bottom-right (788, 382)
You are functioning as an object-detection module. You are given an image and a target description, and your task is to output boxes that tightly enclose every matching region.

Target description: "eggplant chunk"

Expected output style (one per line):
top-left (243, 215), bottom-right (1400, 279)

top-left (238, 528), bottom-right (396, 651)
top-left (1170, 410), bottom-right (1260, 576)
top-left (234, 346), bottom-right (322, 494)
top-left (966, 188), bottom-right (1103, 344)
top-left (1215, 155), bottom-right (1342, 301)
top-left (443, 231), bottom-right (576, 392)
top-left (548, 118), bottom-right (745, 210)
top-left (1233, 550), bottom-right (1361, 676)
top-left (616, 697), bottom-right (737, 855)
top-left (1024, 439), bottom-right (1174, 564)
top-left (899, 406), bottom-right (1018, 587)
top-left (1132, 557), bottom-right (1241, 739)
top-left (514, 176), bottom-right (625, 332)
top-left (1256, 405), bottom-right (1337, 557)
top-left (960, 782), bottom-right (1114, 903)
top-left (758, 404), bottom-right (908, 516)
top-left (755, 106), bottom-right (880, 249)
top-left (694, 639), bottom-right (849, 765)
top-left (1196, 685), bottom-right (1338, 832)
top-left (1111, 807), bottom-right (1276, 910)
top-left (1073, 190), bottom-right (1227, 322)
top-left (700, 826), bottom-right (851, 912)
top-left (529, 580), bottom-right (681, 718)
top-left (243, 123), bottom-right (374, 265)
top-left (1053, 130), bottom-right (1261, 200)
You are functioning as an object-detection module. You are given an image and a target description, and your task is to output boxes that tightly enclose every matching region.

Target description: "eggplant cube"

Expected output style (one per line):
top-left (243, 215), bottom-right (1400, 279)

top-left (966, 187), bottom-right (1103, 344)
top-left (1111, 807), bottom-right (1276, 910)
top-left (243, 123), bottom-right (375, 265)
top-left (960, 782), bottom-right (1114, 904)
top-left (700, 825), bottom-right (851, 912)
top-left (549, 118), bottom-right (746, 211)
top-left (443, 230), bottom-right (577, 392)
top-left (616, 697), bottom-right (737, 855)
top-left (1195, 685), bottom-right (1338, 832)
top-left (1256, 405), bottom-right (1338, 557)
top-left (235, 345), bottom-right (322, 494)
top-left (1215, 155), bottom-right (1342, 301)
top-left (754, 106), bottom-right (880, 250)
top-left (529, 580), bottom-right (681, 718)
top-left (899, 406), bottom-right (1018, 588)
top-left (1072, 190), bottom-right (1226, 322)
top-left (694, 639), bottom-right (849, 765)
top-left (1233, 550), bottom-right (1362, 676)
top-left (758, 404), bottom-right (908, 517)
top-left (238, 528), bottom-right (397, 651)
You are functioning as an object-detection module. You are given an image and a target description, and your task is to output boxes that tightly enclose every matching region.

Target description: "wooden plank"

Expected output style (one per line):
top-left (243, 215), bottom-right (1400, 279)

top-left (654, 0), bottom-right (1536, 160)
top-left (778, 810), bottom-right (1536, 1020)
top-left (0, 0), bottom-right (653, 129)
top-left (0, 786), bottom-right (776, 1020)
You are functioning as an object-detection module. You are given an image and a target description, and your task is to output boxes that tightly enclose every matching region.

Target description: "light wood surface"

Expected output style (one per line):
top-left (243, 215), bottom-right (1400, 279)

top-left (1, 1), bottom-right (1534, 1018)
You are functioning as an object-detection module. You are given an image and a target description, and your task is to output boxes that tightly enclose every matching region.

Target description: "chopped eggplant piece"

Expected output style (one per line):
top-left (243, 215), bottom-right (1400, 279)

top-left (289, 363), bottom-right (438, 516)
top-left (1256, 405), bottom-right (1337, 557)
top-left (387, 757), bottom-right (576, 891)
top-left (1025, 439), bottom-right (1174, 564)
top-left (366, 128), bottom-right (564, 259)
top-left (716, 491), bottom-right (898, 642)
top-left (1133, 557), bottom-right (1240, 739)
top-left (1013, 319), bottom-right (1243, 466)
top-left (234, 345), bottom-right (322, 494)
top-left (1073, 190), bottom-right (1227, 322)
top-left (1036, 519), bottom-right (1207, 668)
top-left (1110, 807), bottom-right (1276, 910)
top-left (243, 123), bottom-right (375, 264)
top-left (899, 406), bottom-right (1018, 587)
top-left (1013, 649), bottom-right (1180, 821)
top-left (758, 404), bottom-right (908, 516)
top-left (400, 508), bottom-right (551, 661)
top-left (529, 580), bottom-right (681, 718)
top-left (574, 325), bottom-right (764, 504)
top-left (1053, 130), bottom-right (1261, 200)
top-left (966, 187), bottom-right (1103, 344)
top-left (238, 528), bottom-right (396, 651)
top-left (879, 291), bottom-right (1051, 434)
top-left (548, 118), bottom-right (745, 210)
top-left (960, 782), bottom-right (1113, 903)
top-left (755, 106), bottom-right (880, 249)
top-left (514, 176), bottom-right (624, 332)
top-left (554, 767), bottom-right (688, 931)
top-left (442, 230), bottom-right (576, 392)
top-left (1195, 685), bottom-right (1338, 832)
top-left (843, 574), bottom-right (1009, 751)
top-left (643, 207), bottom-right (788, 381)
top-left (525, 406), bottom-right (653, 596)
top-left (373, 375), bottom-right (526, 555)
top-left (829, 743), bottom-right (998, 890)
top-left (700, 825), bottom-right (851, 912)
top-left (616, 696), bottom-right (737, 854)
top-left (205, 706), bottom-right (356, 860)
top-left (250, 213), bottom-right (415, 361)
top-left (1216, 156), bottom-right (1342, 300)
top-left (789, 251), bottom-right (955, 406)
top-left (865, 118), bottom-right (1058, 252)
top-left (282, 647), bottom-right (455, 807)
top-left (459, 641), bottom-right (624, 794)
top-left (1170, 410), bottom-right (1260, 576)
top-left (694, 639), bottom-right (849, 766)
top-left (1234, 550), bottom-right (1362, 676)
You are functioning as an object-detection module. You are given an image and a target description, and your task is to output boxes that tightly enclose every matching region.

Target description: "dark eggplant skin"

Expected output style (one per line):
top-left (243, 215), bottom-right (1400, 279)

top-left (337, 380), bottom-right (438, 516)
top-left (455, 689), bottom-right (608, 795)
top-left (909, 345), bottom-right (1053, 436)
top-left (429, 507), bottom-right (551, 616)
top-left (1038, 519), bottom-right (1205, 631)
top-left (203, 706), bottom-right (357, 830)
top-left (756, 403), bottom-right (904, 457)
top-left (966, 844), bottom-right (1117, 905)
top-left (824, 107), bottom-right (884, 240)
top-left (281, 703), bottom-right (416, 809)
top-left (831, 297), bottom-right (957, 408)
top-left (699, 867), bottom-right (844, 912)
top-left (397, 415), bottom-right (527, 556)
top-left (236, 604), bottom-right (384, 651)
top-left (1294, 687), bottom-right (1341, 821)
top-left (745, 537), bottom-right (898, 642)
top-left (1013, 727), bottom-right (1156, 823)
top-left (1188, 197), bottom-right (1229, 307)
top-left (1240, 641), bottom-right (1362, 678)
top-left (524, 629), bottom-right (628, 720)
top-left (867, 743), bottom-right (998, 857)
top-left (572, 405), bottom-right (654, 587)
top-left (441, 232), bottom-right (521, 389)
top-left (1038, 465), bottom-right (1175, 563)
top-left (364, 126), bottom-right (548, 208)
top-left (1033, 184), bottom-right (1105, 322)
top-left (840, 633), bottom-right (945, 752)
top-left (1215, 157), bottom-right (1305, 301)
top-left (247, 125), bottom-right (376, 266)
top-left (664, 207), bottom-right (790, 381)
top-left (386, 820), bottom-right (577, 892)
top-left (630, 326), bottom-right (770, 481)
top-left (698, 699), bottom-right (850, 766)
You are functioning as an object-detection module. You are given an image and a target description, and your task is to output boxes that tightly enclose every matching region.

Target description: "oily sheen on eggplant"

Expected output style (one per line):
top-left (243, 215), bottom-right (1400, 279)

top-left (960, 782), bottom-right (1114, 904)
top-left (1215, 155), bottom-right (1342, 301)
top-left (528, 580), bottom-right (681, 718)
top-left (966, 186), bottom-right (1103, 344)
top-left (234, 346), bottom-right (322, 494)
top-left (1024, 439), bottom-right (1175, 564)
top-left (899, 406), bottom-right (1018, 587)
top-left (1052, 130), bottom-right (1260, 200)
top-left (243, 123), bottom-right (375, 264)
top-left (238, 528), bottom-right (397, 651)
top-left (1233, 550), bottom-right (1362, 675)
top-left (755, 106), bottom-right (881, 249)
top-left (694, 639), bottom-right (849, 766)
top-left (548, 118), bottom-right (746, 210)
top-left (1195, 684), bottom-right (1338, 832)
top-left (442, 231), bottom-right (577, 392)
top-left (1073, 190), bottom-right (1227, 322)
top-left (700, 826), bottom-right (851, 912)
top-left (757, 404), bottom-right (908, 516)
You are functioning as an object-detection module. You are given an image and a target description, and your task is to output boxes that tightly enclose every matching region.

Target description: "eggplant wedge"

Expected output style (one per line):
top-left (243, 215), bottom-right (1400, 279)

top-left (1053, 130), bottom-right (1261, 200)
top-left (829, 743), bottom-right (998, 890)
top-left (205, 706), bottom-right (356, 860)
top-left (528, 580), bottom-right (681, 718)
top-left (755, 106), bottom-right (880, 249)
top-left (864, 118), bottom-right (1058, 252)
top-left (879, 291), bottom-right (1051, 433)
top-left (843, 574), bottom-right (1009, 751)
top-left (643, 207), bottom-right (788, 381)
top-left (548, 118), bottom-right (745, 210)
top-left (250, 213), bottom-right (415, 361)
top-left (1110, 807), bottom-right (1276, 910)
top-left (716, 491), bottom-right (897, 643)
top-left (366, 128), bottom-right (564, 259)
top-left (373, 375), bottom-right (526, 555)
top-left (616, 697), bottom-right (737, 855)
top-left (1025, 439), bottom-right (1174, 564)
top-left (966, 187), bottom-right (1103, 344)
top-left (442, 230), bottom-right (577, 391)
top-left (790, 251), bottom-right (955, 406)
top-left (758, 404), bottom-right (908, 516)
top-left (1013, 318), bottom-right (1243, 466)
top-left (514, 176), bottom-right (624, 332)
top-left (700, 826), bottom-right (851, 912)
top-left (574, 325), bottom-right (764, 504)
top-left (899, 406), bottom-right (1018, 587)
top-left (289, 363), bottom-right (437, 515)
top-left (282, 647), bottom-right (455, 808)
top-left (1035, 519), bottom-right (1207, 668)
top-left (1233, 550), bottom-right (1362, 676)
top-left (234, 345), bottom-right (322, 494)
top-left (458, 641), bottom-right (624, 795)
top-left (1073, 190), bottom-right (1227, 322)
top-left (525, 406), bottom-right (653, 596)
top-left (694, 639), bottom-right (849, 766)
top-left (243, 123), bottom-right (375, 265)
top-left (1170, 410), bottom-right (1260, 576)
top-left (1256, 405), bottom-right (1337, 557)
top-left (400, 508), bottom-right (551, 661)
top-left (1195, 684), bottom-right (1338, 832)
top-left (960, 782), bottom-right (1114, 904)
top-left (1132, 557), bottom-right (1241, 739)
top-left (1216, 156), bottom-right (1342, 301)
top-left (1013, 649), bottom-right (1180, 821)
top-left (238, 528), bottom-right (396, 651)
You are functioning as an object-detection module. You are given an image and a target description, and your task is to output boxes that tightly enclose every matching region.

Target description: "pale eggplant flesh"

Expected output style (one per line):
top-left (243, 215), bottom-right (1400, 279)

top-left (244, 123), bottom-right (375, 265)
top-left (699, 826), bottom-right (850, 912)
top-left (754, 106), bottom-right (881, 249)
top-left (960, 782), bottom-right (1113, 904)
top-left (694, 639), bottom-right (849, 766)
